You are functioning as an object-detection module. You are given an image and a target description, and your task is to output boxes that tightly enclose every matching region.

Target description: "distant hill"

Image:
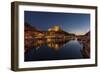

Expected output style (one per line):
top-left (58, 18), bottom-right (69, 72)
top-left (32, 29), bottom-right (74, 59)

top-left (25, 22), bottom-right (37, 31)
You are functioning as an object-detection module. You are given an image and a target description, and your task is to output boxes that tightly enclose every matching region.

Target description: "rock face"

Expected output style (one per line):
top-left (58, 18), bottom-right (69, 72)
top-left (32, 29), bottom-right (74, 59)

top-left (82, 31), bottom-right (90, 58)
top-left (85, 31), bottom-right (90, 36)
top-left (24, 22), bottom-right (35, 52)
top-left (77, 31), bottom-right (90, 58)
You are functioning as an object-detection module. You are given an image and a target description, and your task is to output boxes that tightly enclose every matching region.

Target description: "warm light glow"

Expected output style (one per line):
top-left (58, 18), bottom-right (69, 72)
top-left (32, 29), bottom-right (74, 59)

top-left (75, 32), bottom-right (85, 35)
top-left (55, 44), bottom-right (59, 49)
top-left (53, 26), bottom-right (60, 31)
top-left (48, 28), bottom-right (52, 31)
top-left (47, 38), bottom-right (52, 42)
top-left (48, 25), bottom-right (61, 31)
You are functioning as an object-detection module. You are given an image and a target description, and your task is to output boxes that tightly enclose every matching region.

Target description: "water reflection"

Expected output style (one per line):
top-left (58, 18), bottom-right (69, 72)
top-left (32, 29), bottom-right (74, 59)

top-left (25, 38), bottom-right (70, 52)
top-left (32, 39), bottom-right (46, 49)
top-left (25, 38), bottom-right (85, 61)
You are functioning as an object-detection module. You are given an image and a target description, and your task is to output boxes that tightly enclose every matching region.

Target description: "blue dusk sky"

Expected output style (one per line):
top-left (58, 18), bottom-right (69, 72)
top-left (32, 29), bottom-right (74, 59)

top-left (24, 11), bottom-right (90, 35)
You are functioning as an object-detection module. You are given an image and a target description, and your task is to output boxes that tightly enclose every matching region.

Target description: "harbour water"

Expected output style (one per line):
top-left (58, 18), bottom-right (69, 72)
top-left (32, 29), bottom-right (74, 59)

top-left (25, 39), bottom-right (83, 61)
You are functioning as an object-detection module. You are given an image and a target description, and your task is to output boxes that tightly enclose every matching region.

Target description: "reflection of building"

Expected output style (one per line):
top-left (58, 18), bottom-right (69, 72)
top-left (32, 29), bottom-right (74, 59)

top-left (27, 38), bottom-right (70, 51)
top-left (48, 43), bottom-right (61, 50)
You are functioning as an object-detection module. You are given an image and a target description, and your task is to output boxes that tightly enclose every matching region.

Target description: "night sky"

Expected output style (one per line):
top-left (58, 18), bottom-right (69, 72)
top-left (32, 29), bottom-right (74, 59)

top-left (24, 11), bottom-right (90, 35)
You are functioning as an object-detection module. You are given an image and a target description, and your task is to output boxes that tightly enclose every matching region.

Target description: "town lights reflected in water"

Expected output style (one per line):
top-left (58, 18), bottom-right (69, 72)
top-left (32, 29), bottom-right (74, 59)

top-left (32, 39), bottom-right (69, 51)
top-left (24, 38), bottom-right (86, 61)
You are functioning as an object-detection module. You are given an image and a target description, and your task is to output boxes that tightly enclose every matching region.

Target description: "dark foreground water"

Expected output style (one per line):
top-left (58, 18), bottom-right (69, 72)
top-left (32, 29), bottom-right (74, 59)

top-left (25, 39), bottom-right (83, 61)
